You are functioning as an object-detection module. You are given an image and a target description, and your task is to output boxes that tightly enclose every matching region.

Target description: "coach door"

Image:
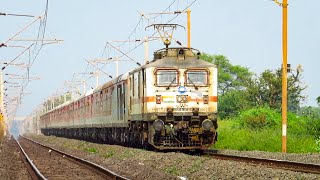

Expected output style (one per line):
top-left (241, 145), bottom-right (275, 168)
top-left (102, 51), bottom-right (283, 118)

top-left (117, 83), bottom-right (124, 121)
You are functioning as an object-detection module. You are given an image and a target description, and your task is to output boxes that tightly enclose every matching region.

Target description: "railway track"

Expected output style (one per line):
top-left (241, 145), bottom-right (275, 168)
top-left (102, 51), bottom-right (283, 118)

top-left (14, 137), bottom-right (46, 179)
top-left (17, 136), bottom-right (129, 180)
top-left (204, 150), bottom-right (320, 174)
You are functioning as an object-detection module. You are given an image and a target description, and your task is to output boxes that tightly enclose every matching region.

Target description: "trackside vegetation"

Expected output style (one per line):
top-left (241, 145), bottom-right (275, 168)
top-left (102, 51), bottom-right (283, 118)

top-left (200, 53), bottom-right (320, 153)
top-left (213, 107), bottom-right (320, 153)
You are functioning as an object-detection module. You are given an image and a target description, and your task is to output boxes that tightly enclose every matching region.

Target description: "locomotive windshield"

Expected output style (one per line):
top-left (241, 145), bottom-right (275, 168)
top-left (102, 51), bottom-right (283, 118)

top-left (186, 70), bottom-right (208, 86)
top-left (156, 70), bottom-right (178, 86)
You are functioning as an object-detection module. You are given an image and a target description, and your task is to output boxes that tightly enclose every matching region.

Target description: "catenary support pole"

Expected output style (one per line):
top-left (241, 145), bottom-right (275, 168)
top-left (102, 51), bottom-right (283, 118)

top-left (187, 9), bottom-right (191, 48)
top-left (282, 0), bottom-right (288, 153)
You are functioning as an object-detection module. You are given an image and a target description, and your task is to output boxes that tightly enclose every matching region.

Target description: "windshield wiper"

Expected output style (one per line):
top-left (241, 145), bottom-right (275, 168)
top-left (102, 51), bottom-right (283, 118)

top-left (166, 77), bottom-right (177, 90)
top-left (188, 77), bottom-right (198, 90)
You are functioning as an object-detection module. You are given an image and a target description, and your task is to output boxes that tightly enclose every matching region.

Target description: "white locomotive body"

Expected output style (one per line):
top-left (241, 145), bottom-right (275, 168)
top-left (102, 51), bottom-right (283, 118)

top-left (40, 47), bottom-right (218, 150)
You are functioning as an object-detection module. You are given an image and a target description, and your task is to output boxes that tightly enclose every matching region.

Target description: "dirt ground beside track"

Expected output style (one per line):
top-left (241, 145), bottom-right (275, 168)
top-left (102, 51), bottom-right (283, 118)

top-left (0, 136), bottom-right (31, 180)
top-left (27, 135), bottom-right (176, 180)
top-left (27, 134), bottom-right (320, 180)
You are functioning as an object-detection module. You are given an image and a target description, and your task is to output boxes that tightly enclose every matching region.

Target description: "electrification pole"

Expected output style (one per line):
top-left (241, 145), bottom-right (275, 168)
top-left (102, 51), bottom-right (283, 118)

top-left (112, 57), bottom-right (119, 77)
top-left (96, 73), bottom-right (99, 88)
top-left (83, 80), bottom-right (86, 95)
top-left (144, 37), bottom-right (149, 63)
top-left (186, 9), bottom-right (191, 48)
top-left (273, 0), bottom-right (288, 153)
top-left (281, 0), bottom-right (288, 153)
top-left (0, 72), bottom-right (4, 138)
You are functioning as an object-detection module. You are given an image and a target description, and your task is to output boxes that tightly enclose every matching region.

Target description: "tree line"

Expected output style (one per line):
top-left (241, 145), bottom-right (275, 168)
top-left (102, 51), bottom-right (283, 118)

top-left (200, 53), bottom-right (307, 119)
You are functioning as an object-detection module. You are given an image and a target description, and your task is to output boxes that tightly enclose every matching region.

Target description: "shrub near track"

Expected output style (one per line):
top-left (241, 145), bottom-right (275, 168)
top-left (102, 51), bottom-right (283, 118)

top-left (237, 107), bottom-right (280, 130)
top-left (213, 107), bottom-right (319, 153)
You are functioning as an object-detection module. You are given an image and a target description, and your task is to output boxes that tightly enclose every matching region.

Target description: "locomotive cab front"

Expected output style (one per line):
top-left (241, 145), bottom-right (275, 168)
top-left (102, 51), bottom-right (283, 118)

top-left (145, 48), bottom-right (218, 150)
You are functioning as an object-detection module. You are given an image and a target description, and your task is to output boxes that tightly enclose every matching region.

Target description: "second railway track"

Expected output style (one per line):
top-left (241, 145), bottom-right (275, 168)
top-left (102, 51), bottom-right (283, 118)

top-left (17, 136), bottom-right (129, 180)
top-left (204, 150), bottom-right (320, 174)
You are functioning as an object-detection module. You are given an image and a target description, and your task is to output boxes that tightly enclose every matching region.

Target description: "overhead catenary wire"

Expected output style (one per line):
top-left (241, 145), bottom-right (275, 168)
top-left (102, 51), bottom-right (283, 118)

top-left (99, 0), bottom-right (180, 65)
top-left (106, 42), bottom-right (141, 66)
top-left (47, 0), bottom-right (198, 110)
top-left (121, 0), bottom-right (197, 58)
top-left (0, 12), bottom-right (35, 18)
top-left (150, 0), bottom-right (176, 20)
top-left (2, 16), bottom-right (42, 46)
top-left (29, 0), bottom-right (50, 68)
top-left (2, 43), bottom-right (34, 71)
top-left (86, 60), bottom-right (113, 79)
top-left (2, 0), bottom-right (54, 120)
top-left (77, 0), bottom-right (181, 86)
top-left (96, 0), bottom-right (193, 83)
top-left (167, 0), bottom-right (197, 24)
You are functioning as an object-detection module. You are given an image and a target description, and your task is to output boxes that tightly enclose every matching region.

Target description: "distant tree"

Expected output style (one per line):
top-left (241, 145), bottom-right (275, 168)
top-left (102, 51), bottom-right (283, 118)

top-left (200, 53), bottom-right (252, 95)
top-left (218, 90), bottom-right (251, 119)
top-left (247, 66), bottom-right (306, 111)
top-left (201, 53), bottom-right (307, 118)
top-left (288, 65), bottom-right (307, 111)
top-left (317, 96), bottom-right (320, 106)
top-left (66, 92), bottom-right (72, 101)
top-left (201, 53), bottom-right (253, 118)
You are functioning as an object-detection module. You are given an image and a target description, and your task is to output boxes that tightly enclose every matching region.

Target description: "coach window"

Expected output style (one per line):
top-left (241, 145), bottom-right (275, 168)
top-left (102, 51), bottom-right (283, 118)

top-left (156, 69), bottom-right (178, 86)
top-left (186, 70), bottom-right (208, 86)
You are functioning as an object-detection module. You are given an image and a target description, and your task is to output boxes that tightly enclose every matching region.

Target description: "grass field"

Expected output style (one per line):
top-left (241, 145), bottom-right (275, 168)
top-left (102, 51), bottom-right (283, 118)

top-left (213, 120), bottom-right (319, 153)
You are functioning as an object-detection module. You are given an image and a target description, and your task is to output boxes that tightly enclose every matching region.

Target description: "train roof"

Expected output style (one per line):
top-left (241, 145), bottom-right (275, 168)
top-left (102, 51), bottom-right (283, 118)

top-left (130, 47), bottom-right (217, 73)
top-left (41, 48), bottom-right (215, 116)
top-left (93, 72), bottom-right (129, 93)
top-left (44, 100), bottom-right (73, 114)
top-left (85, 89), bottom-right (94, 96)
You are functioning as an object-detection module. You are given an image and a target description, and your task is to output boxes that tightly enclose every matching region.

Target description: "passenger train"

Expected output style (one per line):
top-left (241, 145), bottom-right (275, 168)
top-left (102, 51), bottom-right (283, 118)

top-left (40, 47), bottom-right (218, 150)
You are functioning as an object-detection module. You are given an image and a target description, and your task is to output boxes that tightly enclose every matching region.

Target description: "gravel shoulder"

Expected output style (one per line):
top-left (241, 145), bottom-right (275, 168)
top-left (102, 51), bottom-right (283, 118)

top-left (217, 149), bottom-right (320, 165)
top-left (0, 136), bottom-right (31, 180)
top-left (19, 137), bottom-right (107, 179)
top-left (27, 134), bottom-right (320, 180)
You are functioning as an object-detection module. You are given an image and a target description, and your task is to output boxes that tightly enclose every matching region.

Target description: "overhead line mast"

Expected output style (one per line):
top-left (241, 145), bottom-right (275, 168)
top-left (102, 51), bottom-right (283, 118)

top-left (81, 0), bottom-right (196, 91)
top-left (187, 9), bottom-right (191, 48)
top-left (273, 0), bottom-right (288, 153)
top-left (281, 0), bottom-right (288, 154)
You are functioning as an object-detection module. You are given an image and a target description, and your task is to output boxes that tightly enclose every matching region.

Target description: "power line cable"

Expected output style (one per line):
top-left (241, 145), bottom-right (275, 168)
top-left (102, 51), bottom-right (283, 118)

top-left (29, 0), bottom-right (49, 68)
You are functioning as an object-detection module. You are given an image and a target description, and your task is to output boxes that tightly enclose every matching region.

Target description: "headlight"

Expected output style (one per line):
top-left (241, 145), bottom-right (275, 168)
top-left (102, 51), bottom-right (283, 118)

top-left (153, 119), bottom-right (164, 131)
top-left (203, 95), bottom-right (209, 104)
top-left (156, 95), bottom-right (161, 104)
top-left (202, 119), bottom-right (213, 131)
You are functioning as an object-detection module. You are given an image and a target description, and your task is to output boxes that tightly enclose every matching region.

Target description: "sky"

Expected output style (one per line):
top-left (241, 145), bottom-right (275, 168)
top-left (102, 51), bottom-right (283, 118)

top-left (1, 0), bottom-right (319, 118)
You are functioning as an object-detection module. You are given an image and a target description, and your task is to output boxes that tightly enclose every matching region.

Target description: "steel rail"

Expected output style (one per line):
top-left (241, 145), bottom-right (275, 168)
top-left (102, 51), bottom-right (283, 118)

top-left (14, 137), bottom-right (47, 180)
top-left (204, 150), bottom-right (320, 174)
top-left (21, 136), bottom-right (130, 180)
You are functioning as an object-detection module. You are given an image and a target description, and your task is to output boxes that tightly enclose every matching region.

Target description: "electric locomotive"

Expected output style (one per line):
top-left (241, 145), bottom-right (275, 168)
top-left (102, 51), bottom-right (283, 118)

top-left (40, 47), bottom-right (218, 150)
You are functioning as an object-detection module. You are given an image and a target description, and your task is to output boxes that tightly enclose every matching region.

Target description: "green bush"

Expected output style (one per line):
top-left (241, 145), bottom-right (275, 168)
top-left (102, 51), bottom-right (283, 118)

top-left (316, 137), bottom-right (320, 152)
top-left (104, 150), bottom-right (115, 158)
top-left (306, 117), bottom-right (320, 137)
top-left (218, 90), bottom-right (251, 119)
top-left (214, 120), bottom-right (318, 153)
top-left (236, 107), bottom-right (281, 130)
top-left (213, 107), bottom-right (320, 152)
top-left (84, 147), bottom-right (97, 154)
top-left (296, 106), bottom-right (320, 137)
